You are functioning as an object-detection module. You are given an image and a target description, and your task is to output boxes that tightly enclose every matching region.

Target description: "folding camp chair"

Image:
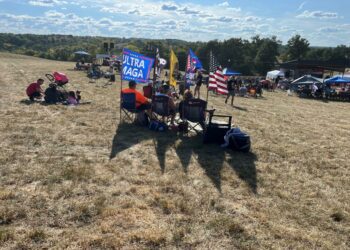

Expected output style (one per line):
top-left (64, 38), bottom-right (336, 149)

top-left (181, 98), bottom-right (207, 134)
top-left (151, 95), bottom-right (172, 123)
top-left (120, 92), bottom-right (139, 123)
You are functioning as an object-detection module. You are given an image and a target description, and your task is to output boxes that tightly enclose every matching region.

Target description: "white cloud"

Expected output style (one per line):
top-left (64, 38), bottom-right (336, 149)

top-left (296, 10), bottom-right (338, 19)
top-left (28, 0), bottom-right (67, 7)
top-left (218, 1), bottom-right (229, 7)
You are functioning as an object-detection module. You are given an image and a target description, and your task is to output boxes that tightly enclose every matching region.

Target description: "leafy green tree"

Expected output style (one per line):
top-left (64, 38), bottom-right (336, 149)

top-left (286, 35), bottom-right (310, 60)
top-left (254, 37), bottom-right (280, 75)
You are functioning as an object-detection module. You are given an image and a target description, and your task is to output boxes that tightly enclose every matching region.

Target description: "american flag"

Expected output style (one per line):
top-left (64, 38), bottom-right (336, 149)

top-left (208, 51), bottom-right (227, 95)
top-left (209, 50), bottom-right (219, 73)
top-left (215, 66), bottom-right (228, 95)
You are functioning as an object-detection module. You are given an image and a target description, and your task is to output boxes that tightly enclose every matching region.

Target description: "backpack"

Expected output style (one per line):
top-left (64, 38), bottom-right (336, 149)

top-left (223, 128), bottom-right (251, 152)
top-left (149, 121), bottom-right (168, 132)
top-left (135, 112), bottom-right (149, 127)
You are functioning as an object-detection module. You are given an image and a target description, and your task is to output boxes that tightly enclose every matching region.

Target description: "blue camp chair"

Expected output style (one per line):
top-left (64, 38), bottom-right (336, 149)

top-left (120, 92), bottom-right (139, 123)
top-left (151, 95), bottom-right (172, 123)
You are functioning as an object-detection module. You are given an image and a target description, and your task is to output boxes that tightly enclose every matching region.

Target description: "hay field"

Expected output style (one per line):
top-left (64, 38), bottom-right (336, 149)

top-left (0, 52), bottom-right (349, 249)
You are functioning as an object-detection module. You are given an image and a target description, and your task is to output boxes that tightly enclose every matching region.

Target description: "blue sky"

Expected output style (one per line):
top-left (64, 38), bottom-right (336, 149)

top-left (0, 0), bottom-right (349, 46)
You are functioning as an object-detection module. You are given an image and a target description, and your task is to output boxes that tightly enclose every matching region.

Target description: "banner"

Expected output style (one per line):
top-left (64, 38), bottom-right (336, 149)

top-left (169, 50), bottom-right (178, 87)
top-left (122, 48), bottom-right (154, 83)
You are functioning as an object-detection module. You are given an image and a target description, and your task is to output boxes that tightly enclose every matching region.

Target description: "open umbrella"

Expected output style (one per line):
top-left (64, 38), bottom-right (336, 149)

top-left (74, 51), bottom-right (90, 56)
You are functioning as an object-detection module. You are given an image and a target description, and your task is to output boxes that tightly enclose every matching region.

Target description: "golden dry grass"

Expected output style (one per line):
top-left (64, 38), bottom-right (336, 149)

top-left (0, 52), bottom-right (349, 249)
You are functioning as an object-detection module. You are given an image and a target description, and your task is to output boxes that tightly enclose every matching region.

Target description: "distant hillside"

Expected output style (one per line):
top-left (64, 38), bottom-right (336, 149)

top-left (1, 33), bottom-right (349, 75)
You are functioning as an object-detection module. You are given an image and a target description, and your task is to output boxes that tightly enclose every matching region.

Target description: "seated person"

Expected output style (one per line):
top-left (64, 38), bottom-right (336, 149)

top-left (239, 85), bottom-right (248, 97)
top-left (155, 85), bottom-right (176, 124)
top-left (122, 80), bottom-right (151, 112)
top-left (75, 61), bottom-right (81, 70)
top-left (67, 91), bottom-right (78, 105)
top-left (26, 78), bottom-right (44, 101)
top-left (44, 83), bottom-right (64, 104)
top-left (178, 89), bottom-right (194, 116)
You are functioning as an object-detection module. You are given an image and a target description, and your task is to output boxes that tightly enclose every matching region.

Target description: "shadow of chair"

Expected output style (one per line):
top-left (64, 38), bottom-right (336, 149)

top-left (176, 135), bottom-right (258, 193)
top-left (110, 123), bottom-right (152, 160)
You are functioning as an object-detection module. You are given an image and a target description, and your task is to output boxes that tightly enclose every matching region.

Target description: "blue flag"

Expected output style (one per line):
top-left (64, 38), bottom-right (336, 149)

top-left (122, 48), bottom-right (154, 83)
top-left (189, 49), bottom-right (203, 71)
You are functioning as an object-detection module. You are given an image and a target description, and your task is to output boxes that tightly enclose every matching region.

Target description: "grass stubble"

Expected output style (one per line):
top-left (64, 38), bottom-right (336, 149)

top-left (0, 53), bottom-right (349, 249)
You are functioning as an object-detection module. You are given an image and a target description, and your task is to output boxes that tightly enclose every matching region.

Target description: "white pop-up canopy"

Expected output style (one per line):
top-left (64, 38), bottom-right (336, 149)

top-left (266, 70), bottom-right (284, 80)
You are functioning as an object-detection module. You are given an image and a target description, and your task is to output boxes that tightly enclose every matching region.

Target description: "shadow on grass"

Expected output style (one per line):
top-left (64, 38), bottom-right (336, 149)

top-left (110, 123), bottom-right (153, 159)
top-left (232, 105), bottom-right (248, 112)
top-left (110, 123), bottom-right (177, 173)
top-left (152, 133), bottom-right (178, 173)
top-left (175, 135), bottom-right (257, 193)
top-left (226, 151), bottom-right (258, 194)
top-left (19, 99), bottom-right (38, 105)
top-left (111, 124), bottom-right (258, 193)
top-left (175, 135), bottom-right (226, 191)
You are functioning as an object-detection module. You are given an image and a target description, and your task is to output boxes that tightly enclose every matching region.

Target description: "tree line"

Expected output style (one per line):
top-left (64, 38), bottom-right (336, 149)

top-left (0, 33), bottom-right (349, 75)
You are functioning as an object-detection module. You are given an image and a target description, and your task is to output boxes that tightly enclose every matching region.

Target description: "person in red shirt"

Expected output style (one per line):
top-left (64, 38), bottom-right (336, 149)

top-left (122, 80), bottom-right (151, 112)
top-left (26, 78), bottom-right (44, 101)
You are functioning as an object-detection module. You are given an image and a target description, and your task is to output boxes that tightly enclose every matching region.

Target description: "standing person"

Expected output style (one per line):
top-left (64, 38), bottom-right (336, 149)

top-left (26, 78), bottom-right (44, 101)
top-left (225, 76), bottom-right (235, 105)
top-left (194, 71), bottom-right (203, 99)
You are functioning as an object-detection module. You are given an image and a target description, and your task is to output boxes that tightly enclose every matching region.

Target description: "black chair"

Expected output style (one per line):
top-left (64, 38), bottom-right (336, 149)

top-left (203, 113), bottom-right (232, 144)
top-left (180, 98), bottom-right (207, 133)
top-left (120, 92), bottom-right (139, 123)
top-left (151, 95), bottom-right (171, 123)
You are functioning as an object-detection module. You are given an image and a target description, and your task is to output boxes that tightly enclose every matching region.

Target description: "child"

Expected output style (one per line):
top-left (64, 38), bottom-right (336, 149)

top-left (26, 78), bottom-right (44, 101)
top-left (67, 91), bottom-right (78, 105)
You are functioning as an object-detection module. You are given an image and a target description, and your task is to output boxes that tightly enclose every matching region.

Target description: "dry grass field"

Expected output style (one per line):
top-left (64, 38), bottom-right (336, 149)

top-left (0, 52), bottom-right (349, 249)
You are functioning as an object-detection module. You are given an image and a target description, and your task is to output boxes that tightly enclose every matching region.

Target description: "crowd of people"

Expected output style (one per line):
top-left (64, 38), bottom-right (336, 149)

top-left (122, 80), bottom-right (195, 126)
top-left (26, 78), bottom-right (81, 105)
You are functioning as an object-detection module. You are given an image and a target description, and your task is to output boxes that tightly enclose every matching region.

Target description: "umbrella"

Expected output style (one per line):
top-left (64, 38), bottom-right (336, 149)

top-left (74, 51), bottom-right (90, 56)
top-left (324, 76), bottom-right (350, 84)
top-left (223, 68), bottom-right (241, 76)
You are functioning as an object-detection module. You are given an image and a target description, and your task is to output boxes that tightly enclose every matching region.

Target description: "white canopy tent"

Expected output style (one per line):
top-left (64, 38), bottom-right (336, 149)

top-left (266, 70), bottom-right (284, 80)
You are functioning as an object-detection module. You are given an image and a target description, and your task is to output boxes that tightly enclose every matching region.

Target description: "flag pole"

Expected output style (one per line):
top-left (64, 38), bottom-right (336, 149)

top-left (206, 79), bottom-right (209, 103)
top-left (206, 51), bottom-right (211, 103)
top-left (120, 77), bottom-right (123, 122)
top-left (152, 47), bottom-right (158, 96)
top-left (120, 49), bottom-right (124, 122)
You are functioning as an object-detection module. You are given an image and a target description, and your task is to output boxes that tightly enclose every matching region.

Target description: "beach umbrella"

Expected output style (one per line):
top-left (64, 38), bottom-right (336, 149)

top-left (74, 51), bottom-right (90, 56)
